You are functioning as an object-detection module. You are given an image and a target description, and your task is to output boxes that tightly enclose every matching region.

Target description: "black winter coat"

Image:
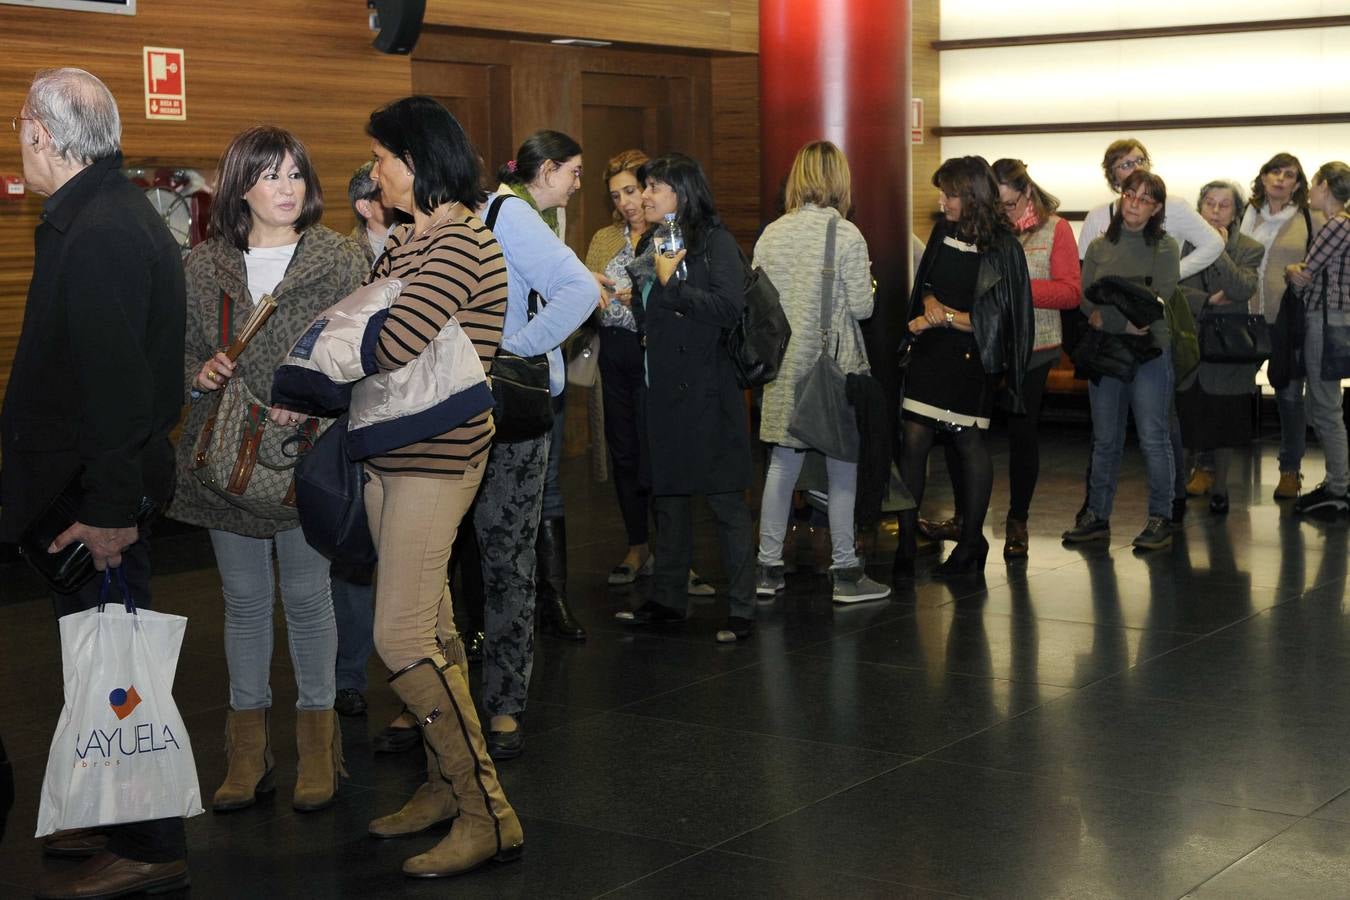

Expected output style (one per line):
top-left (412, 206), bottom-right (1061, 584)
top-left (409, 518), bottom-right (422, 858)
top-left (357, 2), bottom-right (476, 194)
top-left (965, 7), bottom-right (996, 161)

top-left (0, 154), bottom-right (185, 542)
top-left (907, 223), bottom-right (1034, 413)
top-left (637, 224), bottom-right (752, 496)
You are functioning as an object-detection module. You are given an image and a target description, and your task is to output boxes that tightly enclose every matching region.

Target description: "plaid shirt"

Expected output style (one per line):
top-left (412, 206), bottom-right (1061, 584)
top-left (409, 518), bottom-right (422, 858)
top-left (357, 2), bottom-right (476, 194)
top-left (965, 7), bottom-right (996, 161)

top-left (1302, 213), bottom-right (1350, 311)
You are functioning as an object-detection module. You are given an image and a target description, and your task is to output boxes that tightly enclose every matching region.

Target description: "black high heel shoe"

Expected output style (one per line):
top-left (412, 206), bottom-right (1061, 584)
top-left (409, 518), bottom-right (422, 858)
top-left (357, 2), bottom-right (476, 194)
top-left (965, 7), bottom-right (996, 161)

top-left (933, 536), bottom-right (989, 578)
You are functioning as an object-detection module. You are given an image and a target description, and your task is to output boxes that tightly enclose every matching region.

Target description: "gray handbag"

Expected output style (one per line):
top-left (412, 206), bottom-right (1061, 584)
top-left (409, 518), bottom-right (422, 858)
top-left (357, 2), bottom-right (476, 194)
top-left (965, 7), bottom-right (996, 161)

top-left (787, 217), bottom-right (860, 462)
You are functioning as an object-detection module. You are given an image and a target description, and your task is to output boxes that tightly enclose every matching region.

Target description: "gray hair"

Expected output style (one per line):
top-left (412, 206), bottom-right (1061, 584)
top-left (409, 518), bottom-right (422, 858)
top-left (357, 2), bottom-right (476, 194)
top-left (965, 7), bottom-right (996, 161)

top-left (1196, 179), bottom-right (1246, 215)
top-left (348, 161), bottom-right (378, 223)
top-left (26, 67), bottom-right (121, 165)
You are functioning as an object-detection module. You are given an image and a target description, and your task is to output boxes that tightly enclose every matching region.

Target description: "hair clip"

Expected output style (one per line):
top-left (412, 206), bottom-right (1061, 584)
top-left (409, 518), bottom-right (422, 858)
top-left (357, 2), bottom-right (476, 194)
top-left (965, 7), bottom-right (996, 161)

top-left (506, 159), bottom-right (517, 173)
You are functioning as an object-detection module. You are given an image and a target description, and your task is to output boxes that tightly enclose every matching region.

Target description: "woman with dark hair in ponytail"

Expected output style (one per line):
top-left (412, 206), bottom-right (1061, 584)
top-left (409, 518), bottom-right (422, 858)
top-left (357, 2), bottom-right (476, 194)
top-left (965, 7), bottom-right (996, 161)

top-left (614, 152), bottom-right (757, 643)
top-left (896, 156), bottom-right (1033, 577)
top-left (467, 130), bottom-right (598, 760)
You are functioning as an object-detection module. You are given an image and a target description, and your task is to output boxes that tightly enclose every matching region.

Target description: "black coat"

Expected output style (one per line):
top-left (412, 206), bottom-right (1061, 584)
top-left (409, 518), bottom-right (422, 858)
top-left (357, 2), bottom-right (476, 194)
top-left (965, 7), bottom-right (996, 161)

top-left (638, 224), bottom-right (751, 496)
top-left (908, 222), bottom-right (1034, 413)
top-left (0, 153), bottom-right (186, 542)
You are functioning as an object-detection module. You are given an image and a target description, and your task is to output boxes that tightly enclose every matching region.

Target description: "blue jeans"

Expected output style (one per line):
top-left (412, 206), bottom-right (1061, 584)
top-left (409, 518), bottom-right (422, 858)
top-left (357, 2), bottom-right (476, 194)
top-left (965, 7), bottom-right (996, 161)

top-left (757, 445), bottom-right (859, 569)
top-left (210, 526), bottom-right (336, 711)
top-left (1276, 380), bottom-right (1307, 473)
top-left (1087, 352), bottom-right (1176, 521)
top-left (332, 573), bottom-right (374, 694)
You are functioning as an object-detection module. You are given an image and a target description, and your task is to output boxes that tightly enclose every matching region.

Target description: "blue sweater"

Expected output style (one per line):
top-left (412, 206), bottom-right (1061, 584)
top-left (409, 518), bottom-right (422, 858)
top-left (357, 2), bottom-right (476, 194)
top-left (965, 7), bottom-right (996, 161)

top-left (479, 191), bottom-right (598, 395)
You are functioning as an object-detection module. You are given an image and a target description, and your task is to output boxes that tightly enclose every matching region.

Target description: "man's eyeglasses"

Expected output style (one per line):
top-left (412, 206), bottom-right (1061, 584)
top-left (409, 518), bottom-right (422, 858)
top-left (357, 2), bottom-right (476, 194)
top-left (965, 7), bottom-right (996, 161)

top-left (11, 116), bottom-right (33, 133)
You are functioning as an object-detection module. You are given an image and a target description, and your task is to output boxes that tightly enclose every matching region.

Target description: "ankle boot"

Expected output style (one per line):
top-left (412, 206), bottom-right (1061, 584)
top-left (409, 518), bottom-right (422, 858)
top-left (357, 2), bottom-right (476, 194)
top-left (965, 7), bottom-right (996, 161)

top-left (293, 708), bottom-right (347, 812)
top-left (388, 657), bottom-right (524, 878)
top-left (213, 708), bottom-right (274, 812)
top-left (536, 517), bottom-right (586, 641)
top-left (369, 740), bottom-right (459, 838)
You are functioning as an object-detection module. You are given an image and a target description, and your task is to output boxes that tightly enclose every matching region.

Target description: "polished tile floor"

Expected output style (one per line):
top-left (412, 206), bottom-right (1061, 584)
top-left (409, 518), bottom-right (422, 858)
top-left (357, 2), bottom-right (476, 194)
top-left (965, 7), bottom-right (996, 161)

top-left (2, 421), bottom-right (1350, 899)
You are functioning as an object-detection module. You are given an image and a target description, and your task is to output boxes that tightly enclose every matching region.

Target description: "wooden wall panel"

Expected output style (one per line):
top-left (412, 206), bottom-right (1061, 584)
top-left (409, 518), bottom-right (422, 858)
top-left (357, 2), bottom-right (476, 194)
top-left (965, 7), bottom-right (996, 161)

top-left (911, 0), bottom-right (942, 243)
top-left (710, 56), bottom-right (760, 253)
top-left (424, 0), bottom-right (757, 53)
top-left (0, 0), bottom-right (410, 404)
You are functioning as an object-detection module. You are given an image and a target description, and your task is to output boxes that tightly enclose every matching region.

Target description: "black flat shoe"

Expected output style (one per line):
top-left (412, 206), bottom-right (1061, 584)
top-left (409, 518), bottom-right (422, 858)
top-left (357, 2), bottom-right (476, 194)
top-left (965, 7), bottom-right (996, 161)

top-left (715, 616), bottom-right (754, 643)
top-left (933, 537), bottom-right (989, 578)
top-left (334, 688), bottom-right (367, 717)
top-left (487, 722), bottom-right (524, 760)
top-left (373, 710), bottom-right (421, 754)
top-left (614, 600), bottom-right (688, 625)
top-left (1209, 494), bottom-right (1229, 515)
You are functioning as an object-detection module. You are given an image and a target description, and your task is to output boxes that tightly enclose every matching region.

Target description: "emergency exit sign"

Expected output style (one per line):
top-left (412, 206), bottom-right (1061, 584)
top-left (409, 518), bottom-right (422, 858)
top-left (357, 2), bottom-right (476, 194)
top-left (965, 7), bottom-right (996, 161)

top-left (143, 47), bottom-right (186, 121)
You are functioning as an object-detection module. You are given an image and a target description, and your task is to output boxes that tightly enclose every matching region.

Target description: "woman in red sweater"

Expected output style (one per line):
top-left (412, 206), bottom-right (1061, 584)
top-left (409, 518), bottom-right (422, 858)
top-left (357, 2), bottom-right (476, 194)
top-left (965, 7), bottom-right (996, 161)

top-left (922, 160), bottom-right (1080, 559)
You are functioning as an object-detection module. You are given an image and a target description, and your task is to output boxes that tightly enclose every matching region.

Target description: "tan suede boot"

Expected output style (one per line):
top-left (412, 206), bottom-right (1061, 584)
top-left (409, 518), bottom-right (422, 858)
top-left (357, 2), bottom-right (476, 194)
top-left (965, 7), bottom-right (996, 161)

top-left (293, 708), bottom-right (347, 812)
top-left (368, 740), bottom-right (459, 838)
top-left (213, 708), bottom-right (274, 812)
top-left (388, 657), bottom-right (524, 878)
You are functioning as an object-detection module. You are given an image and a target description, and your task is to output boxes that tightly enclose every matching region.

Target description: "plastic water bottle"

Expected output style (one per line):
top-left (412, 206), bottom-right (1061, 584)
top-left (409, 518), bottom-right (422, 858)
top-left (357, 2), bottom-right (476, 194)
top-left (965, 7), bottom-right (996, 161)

top-left (658, 213), bottom-right (687, 281)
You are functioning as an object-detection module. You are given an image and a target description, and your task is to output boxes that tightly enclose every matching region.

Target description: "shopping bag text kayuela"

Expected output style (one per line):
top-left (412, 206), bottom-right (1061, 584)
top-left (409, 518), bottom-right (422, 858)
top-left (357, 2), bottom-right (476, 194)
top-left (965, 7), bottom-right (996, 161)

top-left (73, 722), bottom-right (183, 766)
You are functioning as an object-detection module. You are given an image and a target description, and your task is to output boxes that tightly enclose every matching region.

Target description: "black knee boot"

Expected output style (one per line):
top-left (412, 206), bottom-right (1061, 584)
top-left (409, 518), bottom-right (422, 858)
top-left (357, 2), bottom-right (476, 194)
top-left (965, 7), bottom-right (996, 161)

top-left (536, 518), bottom-right (586, 640)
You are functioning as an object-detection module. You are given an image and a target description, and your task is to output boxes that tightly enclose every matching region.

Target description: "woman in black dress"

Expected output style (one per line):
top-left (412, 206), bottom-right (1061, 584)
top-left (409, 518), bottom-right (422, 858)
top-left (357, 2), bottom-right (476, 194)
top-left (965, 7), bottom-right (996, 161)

top-left (896, 157), bottom-right (1033, 576)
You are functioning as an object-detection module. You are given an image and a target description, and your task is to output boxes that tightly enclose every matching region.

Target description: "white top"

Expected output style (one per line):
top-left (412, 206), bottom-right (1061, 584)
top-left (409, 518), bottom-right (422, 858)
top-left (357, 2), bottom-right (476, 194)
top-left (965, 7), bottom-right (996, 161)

top-left (244, 242), bottom-right (299, 303)
top-left (365, 225), bottom-right (391, 263)
top-left (1078, 195), bottom-right (1223, 281)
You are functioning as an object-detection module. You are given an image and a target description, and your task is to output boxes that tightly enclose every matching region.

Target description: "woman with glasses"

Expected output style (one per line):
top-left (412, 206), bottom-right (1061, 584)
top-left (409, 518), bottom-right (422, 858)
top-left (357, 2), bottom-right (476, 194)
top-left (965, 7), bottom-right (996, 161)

top-left (1176, 181), bottom-right (1265, 514)
top-left (1063, 170), bottom-right (1181, 551)
top-left (1239, 153), bottom-right (1324, 500)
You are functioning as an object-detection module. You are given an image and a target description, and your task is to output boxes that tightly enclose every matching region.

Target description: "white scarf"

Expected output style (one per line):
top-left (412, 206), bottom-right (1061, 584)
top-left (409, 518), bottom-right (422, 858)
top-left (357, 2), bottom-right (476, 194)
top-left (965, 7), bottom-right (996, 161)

top-left (1241, 202), bottom-right (1299, 304)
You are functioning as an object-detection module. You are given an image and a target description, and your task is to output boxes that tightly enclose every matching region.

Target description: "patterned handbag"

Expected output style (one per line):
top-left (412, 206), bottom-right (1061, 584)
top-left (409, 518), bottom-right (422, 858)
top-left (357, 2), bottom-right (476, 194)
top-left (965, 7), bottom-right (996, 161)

top-left (190, 290), bottom-right (325, 519)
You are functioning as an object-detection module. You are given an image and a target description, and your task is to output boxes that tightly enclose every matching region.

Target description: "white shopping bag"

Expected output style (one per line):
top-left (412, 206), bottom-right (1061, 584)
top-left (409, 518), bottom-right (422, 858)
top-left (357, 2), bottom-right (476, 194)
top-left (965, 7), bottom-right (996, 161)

top-left (36, 571), bottom-right (204, 836)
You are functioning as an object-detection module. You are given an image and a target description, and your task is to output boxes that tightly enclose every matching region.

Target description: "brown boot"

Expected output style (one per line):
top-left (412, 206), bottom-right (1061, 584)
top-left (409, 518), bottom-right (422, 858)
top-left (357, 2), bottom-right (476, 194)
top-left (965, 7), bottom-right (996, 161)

top-left (368, 740), bottom-right (459, 838)
top-left (213, 708), bottom-right (274, 812)
top-left (293, 708), bottom-right (347, 812)
top-left (388, 656), bottom-right (524, 878)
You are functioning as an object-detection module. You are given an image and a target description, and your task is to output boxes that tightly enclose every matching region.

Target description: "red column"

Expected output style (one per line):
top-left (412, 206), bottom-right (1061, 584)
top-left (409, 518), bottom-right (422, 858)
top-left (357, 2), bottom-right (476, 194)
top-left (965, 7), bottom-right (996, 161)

top-left (760, 0), bottom-right (911, 428)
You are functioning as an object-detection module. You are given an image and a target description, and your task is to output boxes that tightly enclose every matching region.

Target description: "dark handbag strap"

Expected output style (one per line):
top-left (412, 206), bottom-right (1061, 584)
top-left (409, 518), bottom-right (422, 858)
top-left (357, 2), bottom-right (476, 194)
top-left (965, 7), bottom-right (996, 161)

top-left (485, 193), bottom-right (543, 320)
top-left (218, 289), bottom-right (233, 346)
top-left (818, 217), bottom-right (839, 341)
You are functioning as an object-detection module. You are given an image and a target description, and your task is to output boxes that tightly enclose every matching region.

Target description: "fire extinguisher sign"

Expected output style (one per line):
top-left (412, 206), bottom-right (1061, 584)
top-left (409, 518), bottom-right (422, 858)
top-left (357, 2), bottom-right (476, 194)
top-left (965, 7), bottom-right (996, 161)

top-left (143, 47), bottom-right (186, 121)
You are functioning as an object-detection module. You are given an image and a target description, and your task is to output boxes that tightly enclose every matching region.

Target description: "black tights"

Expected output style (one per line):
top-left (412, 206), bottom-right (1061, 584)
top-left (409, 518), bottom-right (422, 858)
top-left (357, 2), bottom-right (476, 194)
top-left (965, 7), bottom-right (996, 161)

top-left (898, 417), bottom-right (993, 555)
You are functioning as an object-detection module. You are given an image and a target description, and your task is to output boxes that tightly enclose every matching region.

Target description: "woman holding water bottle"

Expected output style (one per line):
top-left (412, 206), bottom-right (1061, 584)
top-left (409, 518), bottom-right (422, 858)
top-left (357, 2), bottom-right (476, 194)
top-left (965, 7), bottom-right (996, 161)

top-left (612, 152), bottom-right (757, 643)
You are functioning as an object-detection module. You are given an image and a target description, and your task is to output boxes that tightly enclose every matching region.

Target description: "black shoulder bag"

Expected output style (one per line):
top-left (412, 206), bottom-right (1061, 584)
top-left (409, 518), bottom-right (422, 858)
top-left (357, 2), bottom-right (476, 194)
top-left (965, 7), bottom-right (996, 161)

top-left (484, 195), bottom-right (554, 443)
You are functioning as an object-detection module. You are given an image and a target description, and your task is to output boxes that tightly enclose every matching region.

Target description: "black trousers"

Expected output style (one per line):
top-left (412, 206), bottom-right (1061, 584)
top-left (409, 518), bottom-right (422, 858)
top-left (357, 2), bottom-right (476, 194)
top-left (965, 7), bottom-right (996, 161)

top-left (599, 326), bottom-right (651, 546)
top-left (51, 535), bottom-right (187, 863)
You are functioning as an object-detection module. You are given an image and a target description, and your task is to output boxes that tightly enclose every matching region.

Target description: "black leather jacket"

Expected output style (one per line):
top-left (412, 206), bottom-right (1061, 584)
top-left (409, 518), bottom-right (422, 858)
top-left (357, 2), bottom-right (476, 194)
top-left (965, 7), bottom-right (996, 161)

top-left (907, 222), bottom-right (1034, 413)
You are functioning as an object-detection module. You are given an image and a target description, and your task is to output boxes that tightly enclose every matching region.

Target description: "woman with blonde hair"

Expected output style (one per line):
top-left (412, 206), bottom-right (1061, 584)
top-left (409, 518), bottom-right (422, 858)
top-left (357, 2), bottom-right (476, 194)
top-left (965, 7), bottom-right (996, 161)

top-left (752, 140), bottom-right (889, 602)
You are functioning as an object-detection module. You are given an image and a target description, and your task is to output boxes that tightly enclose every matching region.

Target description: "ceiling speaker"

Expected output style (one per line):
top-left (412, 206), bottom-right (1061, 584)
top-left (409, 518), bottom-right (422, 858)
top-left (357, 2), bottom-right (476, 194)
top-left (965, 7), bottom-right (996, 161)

top-left (368, 0), bottom-right (425, 55)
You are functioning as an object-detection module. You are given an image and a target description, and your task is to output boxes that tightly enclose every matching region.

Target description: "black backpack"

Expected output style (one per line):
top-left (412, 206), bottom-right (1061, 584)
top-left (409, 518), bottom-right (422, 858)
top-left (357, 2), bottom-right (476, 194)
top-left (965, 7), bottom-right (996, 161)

top-left (724, 250), bottom-right (791, 388)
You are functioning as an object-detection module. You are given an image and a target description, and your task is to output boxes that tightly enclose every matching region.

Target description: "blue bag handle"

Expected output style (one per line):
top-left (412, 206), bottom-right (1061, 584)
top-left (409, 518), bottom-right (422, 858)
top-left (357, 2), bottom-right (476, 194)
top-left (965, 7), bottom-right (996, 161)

top-left (97, 567), bottom-right (138, 615)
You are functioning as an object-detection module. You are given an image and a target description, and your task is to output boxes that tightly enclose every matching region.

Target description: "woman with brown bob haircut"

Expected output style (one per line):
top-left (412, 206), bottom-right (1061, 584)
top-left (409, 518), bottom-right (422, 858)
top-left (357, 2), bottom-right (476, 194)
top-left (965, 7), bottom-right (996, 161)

top-left (168, 125), bottom-right (368, 815)
top-left (896, 156), bottom-right (1032, 577)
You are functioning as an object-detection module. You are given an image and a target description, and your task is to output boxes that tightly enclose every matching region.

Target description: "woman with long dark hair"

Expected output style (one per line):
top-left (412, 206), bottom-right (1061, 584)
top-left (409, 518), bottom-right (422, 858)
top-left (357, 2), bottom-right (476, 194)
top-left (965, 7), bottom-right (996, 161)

top-left (360, 96), bottom-right (523, 877)
top-left (1063, 169), bottom-right (1180, 551)
top-left (1240, 152), bottom-right (1324, 500)
top-left (896, 156), bottom-right (1033, 577)
top-left (615, 152), bottom-right (757, 642)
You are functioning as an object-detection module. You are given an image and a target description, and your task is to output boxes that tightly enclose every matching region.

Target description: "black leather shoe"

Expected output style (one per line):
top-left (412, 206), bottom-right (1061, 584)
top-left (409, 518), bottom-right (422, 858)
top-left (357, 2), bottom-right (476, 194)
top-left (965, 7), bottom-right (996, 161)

top-left (934, 537), bottom-right (990, 578)
top-left (42, 828), bottom-right (109, 859)
top-left (334, 688), bottom-right (367, 717)
top-left (36, 850), bottom-right (188, 899)
top-left (1209, 494), bottom-right (1229, 515)
top-left (540, 595), bottom-right (586, 641)
top-left (615, 600), bottom-right (687, 625)
top-left (372, 710), bottom-right (421, 754)
top-left (715, 616), bottom-right (754, 643)
top-left (487, 721), bottom-right (524, 760)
